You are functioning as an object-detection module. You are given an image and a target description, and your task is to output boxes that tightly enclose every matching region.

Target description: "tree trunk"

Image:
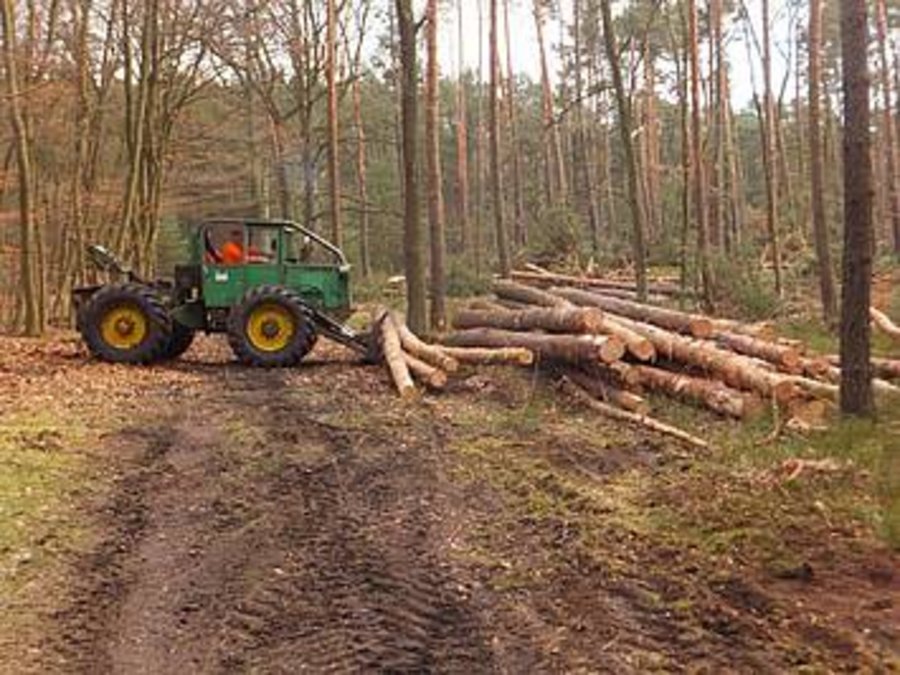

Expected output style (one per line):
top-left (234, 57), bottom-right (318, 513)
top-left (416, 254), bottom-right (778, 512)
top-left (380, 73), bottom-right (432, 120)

top-left (326, 0), bottom-right (342, 246)
top-left (599, 0), bottom-right (647, 301)
top-left (438, 345), bottom-right (534, 366)
top-left (425, 0), bottom-right (447, 329)
top-left (808, 0), bottom-right (838, 325)
top-left (762, 0), bottom-right (784, 296)
top-left (380, 311), bottom-right (417, 399)
top-left (1, 0), bottom-right (43, 335)
top-left (489, 0), bottom-right (510, 276)
top-left (534, 0), bottom-right (566, 203)
top-left (875, 0), bottom-right (900, 255)
top-left (395, 0), bottom-right (427, 333)
top-left (455, 0), bottom-right (470, 254)
top-left (503, 0), bottom-right (526, 248)
top-left (839, 0), bottom-right (874, 416)
top-left (352, 78), bottom-right (371, 277)
top-left (688, 0), bottom-right (713, 308)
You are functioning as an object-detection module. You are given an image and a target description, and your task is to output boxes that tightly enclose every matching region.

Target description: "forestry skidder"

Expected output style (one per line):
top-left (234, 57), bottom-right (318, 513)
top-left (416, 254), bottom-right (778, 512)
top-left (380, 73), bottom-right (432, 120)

top-left (73, 219), bottom-right (373, 366)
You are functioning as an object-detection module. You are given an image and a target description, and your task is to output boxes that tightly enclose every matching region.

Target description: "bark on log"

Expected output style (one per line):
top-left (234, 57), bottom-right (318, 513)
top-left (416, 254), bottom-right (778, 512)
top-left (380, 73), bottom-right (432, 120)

top-left (402, 351), bottom-right (448, 388)
top-left (632, 364), bottom-right (763, 419)
top-left (512, 268), bottom-right (685, 296)
top-left (871, 307), bottom-right (900, 341)
top-left (452, 306), bottom-right (605, 334)
top-left (580, 361), bottom-right (642, 388)
top-left (493, 279), bottom-right (571, 308)
top-left (564, 368), bottom-right (650, 414)
top-left (437, 345), bottom-right (535, 365)
top-left (560, 377), bottom-right (709, 449)
top-left (467, 299), bottom-right (510, 312)
top-left (602, 314), bottom-right (800, 403)
top-left (713, 331), bottom-right (802, 370)
top-left (391, 312), bottom-right (459, 373)
top-left (443, 328), bottom-right (625, 363)
top-left (551, 286), bottom-right (713, 338)
top-left (381, 314), bottom-right (417, 399)
top-left (826, 354), bottom-right (900, 380)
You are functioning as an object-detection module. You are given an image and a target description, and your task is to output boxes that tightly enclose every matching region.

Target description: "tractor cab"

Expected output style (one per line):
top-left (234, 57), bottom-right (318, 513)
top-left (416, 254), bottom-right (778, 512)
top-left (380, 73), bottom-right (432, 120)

top-left (188, 219), bottom-right (352, 321)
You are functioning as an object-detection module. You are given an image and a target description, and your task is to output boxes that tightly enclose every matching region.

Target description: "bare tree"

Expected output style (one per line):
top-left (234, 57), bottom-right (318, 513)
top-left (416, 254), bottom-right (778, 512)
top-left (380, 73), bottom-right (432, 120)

top-left (599, 0), bottom-right (646, 300)
top-left (1, 0), bottom-right (43, 335)
top-left (808, 0), bottom-right (837, 325)
top-left (839, 0), bottom-right (874, 415)
top-left (395, 0), bottom-right (427, 332)
top-left (326, 0), bottom-right (342, 246)
top-left (489, 0), bottom-right (510, 276)
top-left (425, 0), bottom-right (446, 328)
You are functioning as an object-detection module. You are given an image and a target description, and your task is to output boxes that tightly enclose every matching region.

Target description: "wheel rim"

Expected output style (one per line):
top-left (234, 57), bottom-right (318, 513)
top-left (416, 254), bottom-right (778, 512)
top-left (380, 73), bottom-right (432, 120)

top-left (100, 304), bottom-right (148, 350)
top-left (246, 303), bottom-right (296, 352)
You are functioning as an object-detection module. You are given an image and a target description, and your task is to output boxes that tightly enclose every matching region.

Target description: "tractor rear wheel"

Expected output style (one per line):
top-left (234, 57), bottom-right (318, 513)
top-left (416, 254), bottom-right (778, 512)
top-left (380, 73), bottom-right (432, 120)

top-left (80, 283), bottom-right (173, 364)
top-left (227, 285), bottom-right (317, 367)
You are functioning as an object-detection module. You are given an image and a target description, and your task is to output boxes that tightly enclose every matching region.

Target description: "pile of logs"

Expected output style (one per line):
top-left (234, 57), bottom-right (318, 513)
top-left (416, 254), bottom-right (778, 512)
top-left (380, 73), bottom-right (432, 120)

top-left (375, 309), bottom-right (533, 400)
top-left (443, 269), bottom-right (900, 444)
top-left (374, 267), bottom-right (900, 447)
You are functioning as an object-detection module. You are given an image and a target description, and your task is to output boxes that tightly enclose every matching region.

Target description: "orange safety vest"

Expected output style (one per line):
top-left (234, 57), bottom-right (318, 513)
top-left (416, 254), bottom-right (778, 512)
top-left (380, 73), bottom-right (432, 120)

top-left (221, 241), bottom-right (244, 264)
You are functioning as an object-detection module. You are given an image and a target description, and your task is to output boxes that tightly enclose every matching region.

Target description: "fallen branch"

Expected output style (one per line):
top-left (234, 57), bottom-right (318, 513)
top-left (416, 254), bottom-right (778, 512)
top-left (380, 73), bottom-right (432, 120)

top-left (559, 377), bottom-right (709, 449)
top-left (871, 307), bottom-right (900, 341)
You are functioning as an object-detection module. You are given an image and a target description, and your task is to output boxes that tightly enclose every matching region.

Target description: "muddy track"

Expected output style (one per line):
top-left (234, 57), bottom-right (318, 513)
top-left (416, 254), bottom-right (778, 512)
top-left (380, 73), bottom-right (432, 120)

top-left (52, 369), bottom-right (500, 673)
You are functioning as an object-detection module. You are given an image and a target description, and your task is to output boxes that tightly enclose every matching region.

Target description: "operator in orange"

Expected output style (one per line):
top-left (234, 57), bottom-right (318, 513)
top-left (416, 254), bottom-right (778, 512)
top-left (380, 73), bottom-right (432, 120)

top-left (220, 229), bottom-right (244, 264)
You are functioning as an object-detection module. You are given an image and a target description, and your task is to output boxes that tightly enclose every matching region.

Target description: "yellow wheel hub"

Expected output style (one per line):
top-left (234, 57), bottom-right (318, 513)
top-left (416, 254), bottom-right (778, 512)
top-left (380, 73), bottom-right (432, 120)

top-left (100, 304), bottom-right (148, 350)
top-left (247, 303), bottom-right (295, 352)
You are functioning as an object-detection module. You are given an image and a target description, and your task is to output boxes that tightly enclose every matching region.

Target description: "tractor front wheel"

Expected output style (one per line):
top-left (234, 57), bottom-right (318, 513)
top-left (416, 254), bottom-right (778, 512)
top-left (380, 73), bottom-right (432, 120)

top-left (80, 283), bottom-right (173, 364)
top-left (227, 286), bottom-right (317, 367)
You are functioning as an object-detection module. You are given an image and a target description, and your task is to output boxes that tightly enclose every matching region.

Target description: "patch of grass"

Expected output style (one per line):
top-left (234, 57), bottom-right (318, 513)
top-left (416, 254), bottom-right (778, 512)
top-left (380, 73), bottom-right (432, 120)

top-left (0, 412), bottom-right (99, 649)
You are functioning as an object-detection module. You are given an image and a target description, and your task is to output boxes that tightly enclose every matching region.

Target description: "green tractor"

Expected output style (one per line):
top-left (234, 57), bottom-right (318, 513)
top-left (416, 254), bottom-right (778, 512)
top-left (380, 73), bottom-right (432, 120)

top-left (73, 219), bottom-right (373, 366)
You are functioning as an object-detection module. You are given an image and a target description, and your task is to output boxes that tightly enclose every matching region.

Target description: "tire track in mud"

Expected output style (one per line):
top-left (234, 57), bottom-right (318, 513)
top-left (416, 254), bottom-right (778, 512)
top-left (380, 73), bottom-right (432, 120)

top-left (213, 408), bottom-right (496, 672)
top-left (53, 369), bottom-right (499, 673)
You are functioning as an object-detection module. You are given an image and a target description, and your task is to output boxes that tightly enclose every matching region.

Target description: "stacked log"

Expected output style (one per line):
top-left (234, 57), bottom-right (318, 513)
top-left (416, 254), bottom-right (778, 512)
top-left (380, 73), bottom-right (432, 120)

top-left (444, 270), bottom-right (898, 431)
top-left (376, 310), bottom-right (538, 399)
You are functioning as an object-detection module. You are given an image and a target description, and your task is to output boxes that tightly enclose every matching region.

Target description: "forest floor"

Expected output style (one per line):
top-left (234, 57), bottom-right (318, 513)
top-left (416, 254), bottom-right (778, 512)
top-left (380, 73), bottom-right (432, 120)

top-left (0, 323), bottom-right (899, 672)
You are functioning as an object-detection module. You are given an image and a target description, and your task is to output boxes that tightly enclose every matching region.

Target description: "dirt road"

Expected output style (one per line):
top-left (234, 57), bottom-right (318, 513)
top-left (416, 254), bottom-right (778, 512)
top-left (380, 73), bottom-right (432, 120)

top-left (2, 336), bottom-right (898, 672)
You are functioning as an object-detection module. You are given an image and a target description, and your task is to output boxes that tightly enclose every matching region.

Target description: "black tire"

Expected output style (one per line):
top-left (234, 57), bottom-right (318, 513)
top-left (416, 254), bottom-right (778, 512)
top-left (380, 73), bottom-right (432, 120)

top-left (161, 322), bottom-right (196, 360)
top-left (80, 283), bottom-right (173, 364)
top-left (227, 285), bottom-right (317, 367)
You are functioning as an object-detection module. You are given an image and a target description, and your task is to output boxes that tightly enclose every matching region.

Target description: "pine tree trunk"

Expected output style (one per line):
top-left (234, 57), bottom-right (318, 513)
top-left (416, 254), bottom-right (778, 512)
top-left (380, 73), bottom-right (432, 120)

top-left (352, 78), bottom-right (371, 278)
top-left (762, 0), bottom-right (783, 296)
top-left (489, 0), bottom-right (510, 276)
top-left (875, 0), bottom-right (900, 255)
top-left (599, 0), bottom-right (647, 301)
top-left (455, 0), bottom-right (470, 255)
top-left (425, 0), bottom-right (447, 329)
top-left (503, 0), bottom-right (526, 248)
top-left (395, 0), bottom-right (427, 333)
top-left (688, 0), bottom-right (713, 308)
top-left (807, 0), bottom-right (838, 325)
top-left (839, 0), bottom-right (874, 415)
